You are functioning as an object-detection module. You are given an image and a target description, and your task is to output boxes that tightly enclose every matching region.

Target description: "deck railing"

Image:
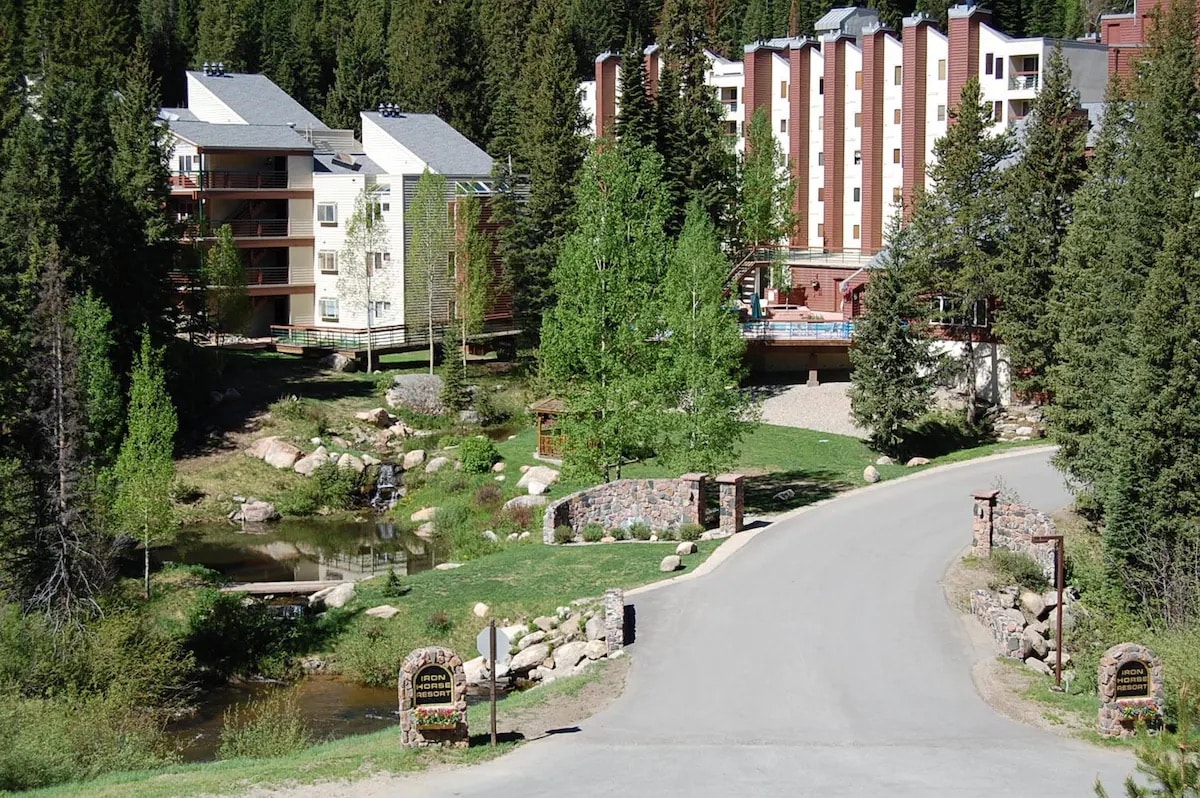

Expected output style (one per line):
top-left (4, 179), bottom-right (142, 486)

top-left (181, 218), bottom-right (314, 240)
top-left (1009, 73), bottom-right (1039, 91)
top-left (170, 170), bottom-right (292, 190)
top-left (741, 320), bottom-right (855, 341)
top-left (271, 321), bottom-right (518, 352)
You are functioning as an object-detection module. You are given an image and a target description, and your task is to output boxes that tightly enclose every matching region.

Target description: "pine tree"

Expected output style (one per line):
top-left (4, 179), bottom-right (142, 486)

top-left (658, 202), bottom-right (751, 473)
top-left (196, 0), bottom-right (262, 71)
top-left (70, 292), bottom-right (124, 467)
top-left (849, 219), bottom-right (937, 457)
top-left (908, 77), bottom-right (1013, 424)
top-left (113, 331), bottom-right (177, 601)
top-left (480, 0), bottom-right (534, 155)
top-left (540, 141), bottom-right (671, 481)
top-left (203, 225), bottom-right (251, 351)
top-left (614, 39), bottom-right (656, 151)
top-left (439, 322), bottom-right (469, 412)
top-left (325, 0), bottom-right (388, 133)
top-left (0, 0), bottom-right (24, 143)
top-left (743, 0), bottom-right (773, 42)
top-left (409, 170), bottom-right (452, 373)
top-left (452, 191), bottom-right (491, 367)
top-left (994, 46), bottom-right (1087, 402)
top-left (738, 105), bottom-right (795, 251)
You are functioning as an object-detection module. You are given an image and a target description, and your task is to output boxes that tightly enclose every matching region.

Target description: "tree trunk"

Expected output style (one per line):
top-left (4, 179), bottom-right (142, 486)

top-left (365, 261), bottom-right (373, 373)
top-left (144, 534), bottom-right (151, 600)
top-left (964, 331), bottom-right (978, 425)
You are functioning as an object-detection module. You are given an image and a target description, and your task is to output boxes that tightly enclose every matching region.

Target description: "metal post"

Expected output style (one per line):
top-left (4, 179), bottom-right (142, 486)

top-left (489, 619), bottom-right (497, 747)
top-left (1033, 534), bottom-right (1065, 688)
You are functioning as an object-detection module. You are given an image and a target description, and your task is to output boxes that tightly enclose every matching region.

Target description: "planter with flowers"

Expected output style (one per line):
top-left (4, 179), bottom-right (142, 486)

top-left (1118, 698), bottom-right (1163, 731)
top-left (413, 706), bottom-right (460, 731)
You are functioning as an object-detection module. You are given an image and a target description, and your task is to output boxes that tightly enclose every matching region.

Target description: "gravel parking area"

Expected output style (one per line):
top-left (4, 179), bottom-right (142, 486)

top-left (753, 380), bottom-right (867, 439)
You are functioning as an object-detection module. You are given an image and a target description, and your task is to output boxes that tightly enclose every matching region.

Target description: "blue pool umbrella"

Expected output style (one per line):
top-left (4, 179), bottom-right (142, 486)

top-left (750, 292), bottom-right (763, 320)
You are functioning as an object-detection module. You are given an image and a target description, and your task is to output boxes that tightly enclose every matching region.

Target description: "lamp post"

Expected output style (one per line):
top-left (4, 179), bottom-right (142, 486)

top-left (1031, 534), bottom-right (1065, 688)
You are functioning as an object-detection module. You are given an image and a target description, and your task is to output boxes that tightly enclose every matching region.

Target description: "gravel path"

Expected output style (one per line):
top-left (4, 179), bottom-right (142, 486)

top-left (754, 380), bottom-right (867, 438)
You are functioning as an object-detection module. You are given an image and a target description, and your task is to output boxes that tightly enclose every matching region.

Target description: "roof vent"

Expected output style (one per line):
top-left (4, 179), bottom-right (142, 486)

top-left (202, 62), bottom-right (227, 76)
top-left (332, 152), bottom-right (358, 169)
top-left (376, 102), bottom-right (402, 118)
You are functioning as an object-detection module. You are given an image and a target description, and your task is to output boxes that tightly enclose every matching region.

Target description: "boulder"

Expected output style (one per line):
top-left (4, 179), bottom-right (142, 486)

top-left (526, 481), bottom-right (549, 496)
top-left (503, 495), bottom-right (548, 511)
top-left (1042, 590), bottom-right (1059, 610)
top-left (676, 541), bottom-right (698, 556)
top-left (434, 562), bottom-right (462, 571)
top-left (905, 457), bottom-right (932, 467)
top-left (494, 475), bottom-right (506, 482)
top-left (507, 533), bottom-right (519, 542)
top-left (473, 602), bottom-right (490, 618)
top-left (323, 583), bottom-right (356, 609)
top-left (354, 408), bottom-right (393, 428)
top-left (519, 465), bottom-right (531, 474)
top-left (553, 641), bottom-right (588, 671)
top-left (410, 507), bottom-right (438, 523)
top-left (464, 656), bottom-right (488, 685)
top-left (293, 447), bottom-right (328, 477)
top-left (384, 374), bottom-right (446, 416)
top-left (1022, 626), bottom-right (1049, 659)
top-left (517, 631), bottom-right (547, 651)
top-left (585, 615), bottom-right (606, 642)
top-left (365, 604), bottom-right (399, 619)
top-left (1019, 591), bottom-right (1046, 619)
top-left (336, 453), bottom-right (365, 473)
top-left (518, 531), bottom-right (531, 540)
top-left (458, 409), bottom-right (482, 425)
top-left (362, 454), bottom-right (380, 467)
top-left (584, 640), bottom-right (608, 660)
top-left (263, 440), bottom-right (304, 469)
top-left (1015, 426), bottom-right (1035, 437)
top-left (425, 456), bottom-right (451, 473)
top-left (308, 585), bottom-right (337, 603)
top-left (509, 642), bottom-right (551, 674)
top-left (997, 586), bottom-right (1020, 609)
top-left (249, 436), bottom-right (280, 459)
top-left (492, 462), bottom-right (506, 473)
top-left (403, 449), bottom-right (426, 470)
top-left (863, 466), bottom-right (881, 484)
top-left (482, 530), bottom-right (499, 542)
top-left (232, 500), bottom-right (280, 524)
top-left (321, 352), bottom-right (357, 373)
top-left (533, 615), bottom-right (558, 631)
top-left (516, 466), bottom-right (560, 491)
top-left (531, 666), bottom-right (557, 684)
top-left (557, 614), bottom-right (581, 638)
top-left (660, 555), bottom-right (682, 573)
top-left (414, 522), bottom-right (436, 540)
top-left (388, 422), bottom-right (415, 439)
top-left (599, 536), bottom-right (616, 544)
top-left (1024, 656), bottom-right (1052, 676)
top-left (875, 455), bottom-right (894, 466)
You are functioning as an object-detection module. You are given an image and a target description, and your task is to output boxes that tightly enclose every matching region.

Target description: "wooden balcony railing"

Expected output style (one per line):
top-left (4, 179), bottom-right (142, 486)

top-left (181, 218), bottom-right (314, 240)
top-left (170, 170), bottom-right (292, 190)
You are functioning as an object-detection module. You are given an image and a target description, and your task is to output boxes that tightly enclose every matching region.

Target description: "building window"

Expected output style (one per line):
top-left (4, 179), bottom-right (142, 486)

top-left (854, 112), bottom-right (861, 127)
top-left (817, 187), bottom-right (825, 201)
top-left (894, 65), bottom-right (902, 85)
top-left (938, 59), bottom-right (946, 80)
top-left (985, 53), bottom-right (993, 75)
top-left (317, 202), bottom-right (337, 226)
top-left (853, 187), bottom-right (861, 202)
top-left (318, 251), bottom-right (338, 274)
top-left (319, 298), bottom-right (339, 322)
top-left (780, 80), bottom-right (788, 98)
top-left (893, 148), bottom-right (901, 164)
top-left (993, 101), bottom-right (1003, 122)
top-left (780, 118), bottom-right (788, 133)
top-left (931, 296), bottom-right (989, 328)
top-left (996, 59), bottom-right (1004, 79)
top-left (818, 115), bottom-right (823, 130)
top-left (368, 251), bottom-right (386, 272)
top-left (852, 224), bottom-right (860, 239)
top-left (177, 154), bottom-right (195, 173)
top-left (892, 187), bottom-right (902, 203)
top-left (853, 150), bottom-right (862, 165)
top-left (855, 70), bottom-right (862, 89)
top-left (893, 108), bottom-right (901, 124)
top-left (371, 300), bottom-right (391, 320)
top-left (818, 77), bottom-right (824, 95)
top-left (937, 104), bottom-right (946, 121)
top-left (817, 151), bottom-right (824, 166)
top-left (817, 223), bottom-right (825, 237)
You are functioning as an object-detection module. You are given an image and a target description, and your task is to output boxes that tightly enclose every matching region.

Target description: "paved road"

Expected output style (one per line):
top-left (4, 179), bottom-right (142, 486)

top-left (386, 451), bottom-right (1136, 796)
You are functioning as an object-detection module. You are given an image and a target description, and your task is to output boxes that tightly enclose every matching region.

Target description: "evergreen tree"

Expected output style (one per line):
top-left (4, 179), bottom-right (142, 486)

top-left (738, 105), bottom-right (794, 251)
top-left (325, 0), bottom-right (388, 133)
top-left (614, 39), bottom-right (656, 151)
top-left (203, 225), bottom-right (251, 351)
top-left (196, 0), bottom-right (262, 71)
top-left (540, 141), bottom-right (671, 481)
top-left (908, 77), bottom-right (1012, 424)
top-left (743, 0), bottom-right (773, 42)
top-left (480, 0), bottom-right (534, 155)
top-left (994, 46), bottom-right (1087, 402)
top-left (658, 202), bottom-right (751, 473)
top-left (0, 0), bottom-right (24, 143)
top-left (452, 191), bottom-right (491, 368)
top-left (70, 292), bottom-right (124, 467)
top-left (338, 185), bottom-right (392, 373)
top-left (849, 220), bottom-right (937, 457)
top-left (113, 331), bottom-right (177, 600)
top-left (409, 170), bottom-right (452, 373)
top-left (439, 322), bottom-right (469, 412)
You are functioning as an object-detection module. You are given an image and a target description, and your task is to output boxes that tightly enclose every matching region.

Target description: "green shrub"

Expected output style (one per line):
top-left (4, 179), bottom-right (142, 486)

top-left (268, 396), bottom-right (328, 436)
top-left (474, 482), bottom-right (503, 507)
top-left (217, 688), bottom-right (311, 760)
top-left (496, 504), bottom-right (535, 537)
top-left (628, 522), bottom-right (652, 541)
top-left (426, 611), bottom-right (454, 635)
top-left (609, 527), bottom-right (628, 541)
top-left (171, 478), bottom-right (203, 504)
top-left (383, 568), bottom-right (405, 597)
top-left (679, 523), bottom-right (704, 542)
top-left (582, 523), bottom-right (605, 543)
top-left (554, 525), bottom-right (575, 544)
top-left (278, 462), bottom-right (361, 516)
top-left (989, 549), bottom-right (1049, 591)
top-left (433, 502), bottom-right (472, 538)
top-left (459, 437), bottom-right (500, 473)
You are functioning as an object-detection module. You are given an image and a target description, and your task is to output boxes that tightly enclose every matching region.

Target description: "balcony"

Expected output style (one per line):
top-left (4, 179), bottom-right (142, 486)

top-left (1009, 73), bottom-right (1039, 91)
top-left (170, 170), bottom-right (296, 191)
top-left (722, 100), bottom-right (739, 114)
top-left (182, 218), bottom-right (314, 240)
top-left (741, 320), bottom-right (855, 342)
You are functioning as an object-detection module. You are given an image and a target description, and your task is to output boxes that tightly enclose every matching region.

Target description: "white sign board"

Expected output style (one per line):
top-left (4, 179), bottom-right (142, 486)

top-left (476, 626), bottom-right (512, 666)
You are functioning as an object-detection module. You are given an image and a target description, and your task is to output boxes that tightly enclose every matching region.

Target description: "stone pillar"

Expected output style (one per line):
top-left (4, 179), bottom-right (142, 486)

top-left (604, 588), bottom-right (625, 654)
top-left (399, 646), bottom-right (468, 748)
top-left (680, 473), bottom-right (708, 529)
top-left (971, 489), bottom-right (998, 557)
top-left (1097, 643), bottom-right (1165, 738)
top-left (716, 474), bottom-right (746, 535)
top-left (806, 352), bottom-right (820, 386)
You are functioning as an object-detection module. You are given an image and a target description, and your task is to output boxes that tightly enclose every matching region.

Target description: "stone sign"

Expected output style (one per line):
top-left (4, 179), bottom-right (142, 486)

top-left (1114, 660), bottom-right (1151, 699)
top-left (1097, 642), bottom-right (1164, 738)
top-left (399, 646), bottom-right (468, 748)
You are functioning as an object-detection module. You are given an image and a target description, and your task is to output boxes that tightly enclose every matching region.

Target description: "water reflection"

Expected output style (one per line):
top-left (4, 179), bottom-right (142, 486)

top-left (149, 520), bottom-right (439, 583)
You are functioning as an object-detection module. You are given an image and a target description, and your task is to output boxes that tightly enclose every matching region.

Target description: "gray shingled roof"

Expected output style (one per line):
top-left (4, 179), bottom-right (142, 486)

top-left (167, 120), bottom-right (315, 151)
top-left (314, 153), bottom-right (386, 175)
top-left (159, 107), bottom-right (199, 122)
top-left (814, 7), bottom-right (860, 31)
top-left (187, 71), bottom-right (327, 130)
top-left (362, 112), bottom-right (493, 175)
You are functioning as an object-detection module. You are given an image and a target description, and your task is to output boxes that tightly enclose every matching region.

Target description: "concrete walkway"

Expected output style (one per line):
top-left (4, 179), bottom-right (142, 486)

top-left (275, 451), bottom-right (1137, 797)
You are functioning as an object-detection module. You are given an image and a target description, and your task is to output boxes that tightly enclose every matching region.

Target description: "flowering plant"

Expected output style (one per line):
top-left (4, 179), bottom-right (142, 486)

top-left (413, 707), bottom-right (458, 728)
top-left (1120, 699), bottom-right (1161, 720)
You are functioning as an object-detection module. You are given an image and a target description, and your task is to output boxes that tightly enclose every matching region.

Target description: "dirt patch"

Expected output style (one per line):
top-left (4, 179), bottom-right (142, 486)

top-left (492, 654), bottom-right (629, 743)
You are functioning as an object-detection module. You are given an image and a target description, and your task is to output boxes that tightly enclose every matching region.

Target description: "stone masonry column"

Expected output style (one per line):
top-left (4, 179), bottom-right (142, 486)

top-left (604, 588), bottom-right (625, 654)
top-left (716, 474), bottom-right (746, 535)
top-left (972, 489), bottom-right (998, 557)
top-left (680, 473), bottom-right (708, 529)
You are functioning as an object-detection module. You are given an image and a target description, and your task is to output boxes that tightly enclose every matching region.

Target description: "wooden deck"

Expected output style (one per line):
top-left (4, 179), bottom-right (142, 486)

top-left (221, 580), bottom-right (343, 595)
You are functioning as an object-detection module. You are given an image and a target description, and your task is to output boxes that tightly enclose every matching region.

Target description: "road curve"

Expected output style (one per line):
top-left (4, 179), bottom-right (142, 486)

top-left (375, 451), bottom-right (1136, 797)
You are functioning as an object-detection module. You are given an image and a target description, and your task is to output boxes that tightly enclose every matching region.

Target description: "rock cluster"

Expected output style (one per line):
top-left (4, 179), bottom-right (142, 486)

top-left (970, 585), bottom-right (1079, 676)
top-left (993, 405), bottom-right (1047, 442)
top-left (385, 374), bottom-right (447, 416)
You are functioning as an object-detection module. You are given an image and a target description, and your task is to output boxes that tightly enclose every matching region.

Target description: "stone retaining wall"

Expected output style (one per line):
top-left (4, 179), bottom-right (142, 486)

top-left (542, 474), bottom-right (708, 543)
top-left (971, 491), bottom-right (1056, 582)
top-left (970, 588), bottom-right (1026, 659)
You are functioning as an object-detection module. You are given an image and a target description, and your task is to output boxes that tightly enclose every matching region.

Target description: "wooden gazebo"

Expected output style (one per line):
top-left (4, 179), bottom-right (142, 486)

top-left (528, 397), bottom-right (567, 459)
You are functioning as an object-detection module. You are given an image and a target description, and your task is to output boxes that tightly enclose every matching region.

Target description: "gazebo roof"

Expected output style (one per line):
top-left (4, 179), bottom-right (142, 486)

top-left (528, 397), bottom-right (567, 414)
